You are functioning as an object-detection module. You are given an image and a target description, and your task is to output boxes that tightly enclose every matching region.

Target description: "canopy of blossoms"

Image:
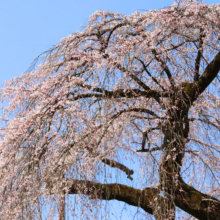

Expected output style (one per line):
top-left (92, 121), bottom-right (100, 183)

top-left (0, 0), bottom-right (220, 219)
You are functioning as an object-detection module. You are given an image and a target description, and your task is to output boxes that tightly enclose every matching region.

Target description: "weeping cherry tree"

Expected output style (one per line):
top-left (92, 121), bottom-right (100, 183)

top-left (0, 0), bottom-right (220, 219)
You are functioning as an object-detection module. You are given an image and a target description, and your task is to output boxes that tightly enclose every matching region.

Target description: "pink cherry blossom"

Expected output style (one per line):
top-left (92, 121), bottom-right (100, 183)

top-left (0, 0), bottom-right (220, 219)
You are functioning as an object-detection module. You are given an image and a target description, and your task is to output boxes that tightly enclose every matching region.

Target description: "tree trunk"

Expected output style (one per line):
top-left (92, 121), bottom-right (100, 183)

top-left (58, 192), bottom-right (65, 220)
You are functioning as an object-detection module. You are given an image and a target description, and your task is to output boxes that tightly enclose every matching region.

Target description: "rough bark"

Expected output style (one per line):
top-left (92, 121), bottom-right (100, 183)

top-left (197, 51), bottom-right (220, 96)
top-left (175, 178), bottom-right (220, 220)
top-left (66, 179), bottom-right (220, 219)
top-left (58, 192), bottom-right (65, 220)
top-left (68, 180), bottom-right (172, 219)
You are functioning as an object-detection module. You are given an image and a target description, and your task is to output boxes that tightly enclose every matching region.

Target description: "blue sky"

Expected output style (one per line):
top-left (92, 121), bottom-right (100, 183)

top-left (0, 0), bottom-right (219, 84)
top-left (0, 0), bottom-right (217, 85)
top-left (1, 0), bottom-right (220, 219)
top-left (0, 0), bottom-right (171, 84)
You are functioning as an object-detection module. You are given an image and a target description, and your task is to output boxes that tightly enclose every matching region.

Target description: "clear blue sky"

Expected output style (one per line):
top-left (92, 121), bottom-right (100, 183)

top-left (0, 0), bottom-right (219, 219)
top-left (0, 0), bottom-right (218, 85)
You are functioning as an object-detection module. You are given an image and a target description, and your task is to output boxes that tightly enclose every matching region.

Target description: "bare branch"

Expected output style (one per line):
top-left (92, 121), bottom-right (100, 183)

top-left (194, 29), bottom-right (205, 82)
top-left (174, 177), bottom-right (220, 220)
top-left (152, 49), bottom-right (175, 88)
top-left (67, 179), bottom-right (171, 217)
top-left (113, 62), bottom-right (151, 91)
top-left (61, 178), bottom-right (220, 220)
top-left (101, 158), bottom-right (134, 180)
top-left (111, 107), bottom-right (160, 119)
top-left (189, 117), bottom-right (220, 131)
top-left (67, 87), bottom-right (168, 102)
top-left (137, 145), bottom-right (164, 153)
top-left (135, 57), bottom-right (165, 91)
top-left (197, 51), bottom-right (220, 96)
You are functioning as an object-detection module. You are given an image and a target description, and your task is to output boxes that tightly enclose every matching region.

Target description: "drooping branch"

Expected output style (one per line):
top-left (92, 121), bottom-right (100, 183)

top-left (111, 108), bottom-right (160, 120)
top-left (189, 117), bottom-right (220, 132)
top-left (100, 22), bottom-right (129, 51)
top-left (101, 158), bottom-right (134, 180)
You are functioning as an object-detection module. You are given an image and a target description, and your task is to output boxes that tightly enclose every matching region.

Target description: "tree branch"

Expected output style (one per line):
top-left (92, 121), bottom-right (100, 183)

top-left (196, 51), bottom-right (220, 96)
top-left (152, 49), bottom-right (175, 88)
top-left (113, 62), bottom-right (151, 91)
top-left (68, 87), bottom-right (168, 102)
top-left (194, 29), bottom-right (204, 82)
top-left (137, 145), bottom-right (164, 153)
top-left (189, 117), bottom-right (220, 132)
top-left (111, 107), bottom-right (160, 120)
top-left (67, 180), bottom-right (171, 217)
top-left (174, 177), bottom-right (220, 220)
top-left (112, 61), bottom-right (163, 104)
top-left (101, 158), bottom-right (134, 180)
top-left (63, 178), bottom-right (220, 219)
top-left (135, 57), bottom-right (165, 91)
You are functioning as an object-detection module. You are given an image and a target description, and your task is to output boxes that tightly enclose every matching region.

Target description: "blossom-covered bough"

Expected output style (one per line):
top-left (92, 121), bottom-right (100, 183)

top-left (1, 0), bottom-right (220, 219)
